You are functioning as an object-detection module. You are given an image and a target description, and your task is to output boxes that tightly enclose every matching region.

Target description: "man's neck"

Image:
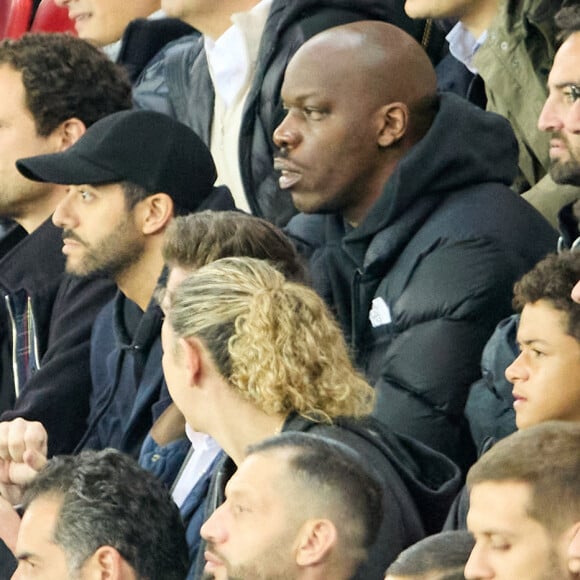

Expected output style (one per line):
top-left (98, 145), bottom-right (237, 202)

top-left (186, 0), bottom-right (260, 40)
top-left (116, 249), bottom-right (164, 311)
top-left (460, 0), bottom-right (499, 39)
top-left (15, 187), bottom-right (67, 234)
top-left (212, 404), bottom-right (286, 466)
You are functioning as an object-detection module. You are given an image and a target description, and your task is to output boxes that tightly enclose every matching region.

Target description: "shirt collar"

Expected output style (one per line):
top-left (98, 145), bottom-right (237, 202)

top-left (446, 21), bottom-right (487, 74)
top-left (204, 0), bottom-right (272, 107)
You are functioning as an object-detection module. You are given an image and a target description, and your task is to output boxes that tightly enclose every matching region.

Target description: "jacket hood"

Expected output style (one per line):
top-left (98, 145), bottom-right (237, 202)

top-left (480, 314), bottom-right (519, 401)
top-left (351, 416), bottom-right (462, 535)
top-left (355, 92), bottom-right (519, 238)
top-left (286, 413), bottom-right (462, 535)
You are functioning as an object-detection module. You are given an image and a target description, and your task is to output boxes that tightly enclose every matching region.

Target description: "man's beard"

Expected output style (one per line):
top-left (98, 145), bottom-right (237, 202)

top-left (550, 157), bottom-right (580, 186)
top-left (202, 541), bottom-right (296, 580)
top-left (64, 221), bottom-right (144, 280)
top-left (549, 134), bottom-right (580, 186)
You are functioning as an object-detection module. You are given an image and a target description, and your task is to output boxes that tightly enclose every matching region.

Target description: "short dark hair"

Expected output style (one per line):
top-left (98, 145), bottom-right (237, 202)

top-left (0, 33), bottom-right (132, 136)
top-left (22, 449), bottom-right (188, 579)
top-left (467, 421), bottom-right (580, 535)
top-left (247, 432), bottom-right (384, 566)
top-left (120, 181), bottom-right (156, 210)
top-left (162, 210), bottom-right (307, 282)
top-left (556, 4), bottom-right (580, 42)
top-left (385, 531), bottom-right (474, 579)
top-left (120, 182), bottom-right (212, 218)
top-left (512, 251), bottom-right (580, 340)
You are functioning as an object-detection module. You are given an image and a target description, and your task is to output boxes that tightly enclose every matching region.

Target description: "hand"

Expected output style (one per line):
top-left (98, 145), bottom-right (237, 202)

top-left (0, 418), bottom-right (48, 505)
top-left (149, 403), bottom-right (186, 446)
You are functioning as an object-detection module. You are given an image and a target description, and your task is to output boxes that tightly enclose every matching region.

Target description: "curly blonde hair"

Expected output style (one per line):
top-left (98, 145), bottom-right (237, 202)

top-left (168, 257), bottom-right (375, 422)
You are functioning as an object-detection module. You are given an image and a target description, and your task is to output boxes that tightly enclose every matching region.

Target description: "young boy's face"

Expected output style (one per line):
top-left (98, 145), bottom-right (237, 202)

top-left (506, 299), bottom-right (580, 429)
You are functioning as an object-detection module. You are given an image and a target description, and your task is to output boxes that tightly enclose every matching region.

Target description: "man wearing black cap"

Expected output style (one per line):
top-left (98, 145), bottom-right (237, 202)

top-left (0, 34), bottom-right (132, 462)
top-left (0, 110), bottom-right (234, 481)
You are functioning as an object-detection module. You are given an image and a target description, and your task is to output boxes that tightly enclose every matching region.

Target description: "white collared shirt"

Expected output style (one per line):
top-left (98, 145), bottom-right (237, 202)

top-left (205, 0), bottom-right (273, 212)
top-left (446, 21), bottom-right (487, 75)
top-left (171, 424), bottom-right (221, 508)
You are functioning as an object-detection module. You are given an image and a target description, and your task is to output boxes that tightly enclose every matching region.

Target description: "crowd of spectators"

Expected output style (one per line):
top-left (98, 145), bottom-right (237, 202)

top-left (0, 0), bottom-right (579, 579)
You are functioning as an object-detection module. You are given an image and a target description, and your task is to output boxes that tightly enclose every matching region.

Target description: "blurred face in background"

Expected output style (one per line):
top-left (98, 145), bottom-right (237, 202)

top-left (55, 0), bottom-right (160, 46)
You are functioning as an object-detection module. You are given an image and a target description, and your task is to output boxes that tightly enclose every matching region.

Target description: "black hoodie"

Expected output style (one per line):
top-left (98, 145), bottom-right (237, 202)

top-left (287, 93), bottom-right (558, 472)
top-left (193, 413), bottom-right (462, 580)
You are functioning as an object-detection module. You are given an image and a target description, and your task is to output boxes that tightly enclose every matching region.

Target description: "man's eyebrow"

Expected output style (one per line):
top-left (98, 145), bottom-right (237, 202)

top-left (552, 81), bottom-right (580, 90)
top-left (517, 337), bottom-right (550, 346)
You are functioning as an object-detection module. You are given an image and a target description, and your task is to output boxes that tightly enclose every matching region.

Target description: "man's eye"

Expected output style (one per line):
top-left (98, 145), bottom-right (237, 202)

top-left (564, 85), bottom-right (580, 103)
top-left (79, 190), bottom-right (93, 201)
top-left (233, 504), bottom-right (248, 515)
top-left (304, 108), bottom-right (325, 121)
top-left (491, 543), bottom-right (511, 551)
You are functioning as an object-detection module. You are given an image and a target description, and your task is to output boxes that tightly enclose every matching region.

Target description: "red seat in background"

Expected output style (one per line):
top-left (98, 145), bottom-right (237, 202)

top-left (0, 0), bottom-right (33, 39)
top-left (30, 0), bottom-right (76, 33)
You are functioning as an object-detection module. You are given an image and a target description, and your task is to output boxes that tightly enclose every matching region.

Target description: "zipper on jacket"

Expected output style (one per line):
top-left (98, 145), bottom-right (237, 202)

top-left (351, 269), bottom-right (363, 349)
top-left (4, 294), bottom-right (20, 399)
top-left (421, 18), bottom-right (433, 51)
top-left (27, 295), bottom-right (41, 373)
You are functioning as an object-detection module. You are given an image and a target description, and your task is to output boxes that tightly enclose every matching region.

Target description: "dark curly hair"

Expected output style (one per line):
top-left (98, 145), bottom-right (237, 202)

top-left (513, 251), bottom-right (580, 341)
top-left (556, 3), bottom-right (580, 43)
top-left (0, 33), bottom-right (132, 136)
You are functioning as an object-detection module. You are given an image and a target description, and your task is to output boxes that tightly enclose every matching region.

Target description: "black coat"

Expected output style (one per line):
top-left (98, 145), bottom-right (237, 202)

top-left (287, 93), bottom-right (558, 472)
top-left (0, 219), bottom-right (116, 456)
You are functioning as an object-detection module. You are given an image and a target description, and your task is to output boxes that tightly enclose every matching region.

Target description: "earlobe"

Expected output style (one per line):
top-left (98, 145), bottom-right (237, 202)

top-left (568, 522), bottom-right (580, 574)
top-left (84, 545), bottom-right (124, 579)
top-left (181, 337), bottom-right (204, 388)
top-left (295, 519), bottom-right (338, 567)
top-left (57, 118), bottom-right (87, 151)
top-left (377, 103), bottom-right (408, 148)
top-left (141, 193), bottom-right (174, 235)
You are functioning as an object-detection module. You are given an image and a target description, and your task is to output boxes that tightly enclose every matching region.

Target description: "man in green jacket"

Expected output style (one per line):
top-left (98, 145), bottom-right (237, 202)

top-left (405, 0), bottom-right (579, 227)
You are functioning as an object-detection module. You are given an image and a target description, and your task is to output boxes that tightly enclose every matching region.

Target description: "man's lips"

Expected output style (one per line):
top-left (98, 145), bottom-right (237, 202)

top-left (61, 239), bottom-right (83, 255)
top-left (61, 231), bottom-right (86, 254)
top-left (204, 549), bottom-right (224, 572)
top-left (513, 391), bottom-right (527, 408)
top-left (273, 157), bottom-right (302, 190)
top-left (549, 136), bottom-right (569, 158)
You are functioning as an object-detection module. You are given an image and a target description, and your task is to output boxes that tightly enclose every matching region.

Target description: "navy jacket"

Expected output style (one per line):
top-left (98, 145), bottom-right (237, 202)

top-left (75, 293), bottom-right (170, 458)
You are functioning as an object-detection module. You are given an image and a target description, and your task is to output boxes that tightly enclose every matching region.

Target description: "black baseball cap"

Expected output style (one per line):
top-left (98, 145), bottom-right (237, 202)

top-left (16, 110), bottom-right (217, 212)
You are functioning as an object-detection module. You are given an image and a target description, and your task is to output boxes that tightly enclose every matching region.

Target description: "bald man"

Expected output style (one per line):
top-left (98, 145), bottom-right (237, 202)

top-left (281, 21), bottom-right (557, 472)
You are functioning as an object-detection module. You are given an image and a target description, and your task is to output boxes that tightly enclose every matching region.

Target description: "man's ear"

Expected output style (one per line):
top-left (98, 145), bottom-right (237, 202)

top-left (568, 521), bottom-right (580, 574)
top-left (83, 545), bottom-right (134, 579)
top-left (139, 193), bottom-right (174, 235)
top-left (295, 519), bottom-right (338, 568)
top-left (376, 102), bottom-right (408, 148)
top-left (180, 336), bottom-right (205, 388)
top-left (53, 118), bottom-right (87, 151)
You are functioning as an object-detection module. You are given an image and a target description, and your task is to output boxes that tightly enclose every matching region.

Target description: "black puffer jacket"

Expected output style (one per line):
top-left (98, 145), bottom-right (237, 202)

top-left (133, 0), bottom-right (445, 226)
top-left (286, 93), bottom-right (557, 471)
